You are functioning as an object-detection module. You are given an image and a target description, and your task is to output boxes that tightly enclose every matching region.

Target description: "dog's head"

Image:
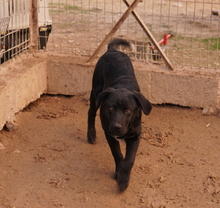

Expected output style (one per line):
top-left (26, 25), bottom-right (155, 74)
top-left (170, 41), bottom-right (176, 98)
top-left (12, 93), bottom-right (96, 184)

top-left (96, 88), bottom-right (152, 138)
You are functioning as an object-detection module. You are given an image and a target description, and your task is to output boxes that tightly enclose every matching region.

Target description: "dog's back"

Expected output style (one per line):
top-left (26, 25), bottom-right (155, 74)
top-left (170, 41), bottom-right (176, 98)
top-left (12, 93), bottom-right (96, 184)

top-left (93, 39), bottom-right (140, 91)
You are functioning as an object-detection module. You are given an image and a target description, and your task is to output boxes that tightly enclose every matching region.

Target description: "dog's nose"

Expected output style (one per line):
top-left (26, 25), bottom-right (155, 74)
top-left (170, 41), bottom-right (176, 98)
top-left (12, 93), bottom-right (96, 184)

top-left (113, 124), bottom-right (122, 131)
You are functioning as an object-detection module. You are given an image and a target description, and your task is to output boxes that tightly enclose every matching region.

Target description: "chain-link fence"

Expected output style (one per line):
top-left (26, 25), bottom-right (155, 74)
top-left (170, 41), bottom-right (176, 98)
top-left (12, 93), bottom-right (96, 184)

top-left (1, 0), bottom-right (220, 72)
top-left (0, 0), bottom-right (52, 64)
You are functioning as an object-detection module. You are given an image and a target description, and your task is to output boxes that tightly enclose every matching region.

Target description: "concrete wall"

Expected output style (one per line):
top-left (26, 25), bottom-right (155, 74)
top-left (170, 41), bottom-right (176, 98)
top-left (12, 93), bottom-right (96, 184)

top-left (0, 53), bottom-right (219, 130)
top-left (149, 71), bottom-right (220, 108)
top-left (47, 56), bottom-right (93, 95)
top-left (0, 56), bottom-right (47, 130)
top-left (46, 56), bottom-right (220, 109)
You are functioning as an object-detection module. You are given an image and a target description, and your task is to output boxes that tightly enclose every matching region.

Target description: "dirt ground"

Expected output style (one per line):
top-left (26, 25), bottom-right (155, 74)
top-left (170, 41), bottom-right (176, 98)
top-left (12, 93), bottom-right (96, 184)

top-left (0, 94), bottom-right (220, 208)
top-left (0, 1), bottom-right (220, 207)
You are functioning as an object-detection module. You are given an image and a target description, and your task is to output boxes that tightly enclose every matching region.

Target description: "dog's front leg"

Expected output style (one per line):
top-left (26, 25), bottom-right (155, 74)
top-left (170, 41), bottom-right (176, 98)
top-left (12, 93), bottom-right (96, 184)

top-left (87, 90), bottom-right (98, 144)
top-left (105, 134), bottom-right (124, 179)
top-left (117, 136), bottom-right (140, 192)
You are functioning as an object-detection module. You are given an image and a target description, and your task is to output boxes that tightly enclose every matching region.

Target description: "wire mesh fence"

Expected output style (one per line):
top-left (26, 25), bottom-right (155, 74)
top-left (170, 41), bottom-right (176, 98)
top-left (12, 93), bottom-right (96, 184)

top-left (0, 0), bottom-right (29, 63)
top-left (1, 0), bottom-right (220, 72)
top-left (0, 0), bottom-right (52, 64)
top-left (47, 0), bottom-right (220, 72)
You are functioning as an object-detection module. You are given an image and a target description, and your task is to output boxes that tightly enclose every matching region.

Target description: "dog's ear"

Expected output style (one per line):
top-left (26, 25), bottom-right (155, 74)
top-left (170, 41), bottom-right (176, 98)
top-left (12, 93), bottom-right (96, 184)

top-left (133, 92), bottom-right (152, 115)
top-left (95, 88), bottom-right (115, 110)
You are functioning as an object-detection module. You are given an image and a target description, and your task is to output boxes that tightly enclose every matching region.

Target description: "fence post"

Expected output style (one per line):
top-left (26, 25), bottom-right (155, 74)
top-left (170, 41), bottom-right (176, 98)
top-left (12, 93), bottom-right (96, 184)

top-left (87, 0), bottom-right (142, 63)
top-left (29, 0), bottom-right (38, 51)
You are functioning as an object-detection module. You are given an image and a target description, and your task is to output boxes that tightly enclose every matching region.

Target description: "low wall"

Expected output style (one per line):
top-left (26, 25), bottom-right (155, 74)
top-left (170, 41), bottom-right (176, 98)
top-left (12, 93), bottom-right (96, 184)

top-left (0, 53), bottom-right (219, 130)
top-left (47, 55), bottom-right (220, 109)
top-left (0, 54), bottom-right (47, 130)
top-left (149, 71), bottom-right (219, 108)
top-left (47, 55), bottom-right (93, 95)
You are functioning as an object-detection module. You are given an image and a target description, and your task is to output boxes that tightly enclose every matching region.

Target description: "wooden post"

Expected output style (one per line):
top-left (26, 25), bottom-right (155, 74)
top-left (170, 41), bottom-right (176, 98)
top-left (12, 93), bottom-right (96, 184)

top-left (87, 0), bottom-right (142, 63)
top-left (123, 0), bottom-right (174, 70)
top-left (29, 0), bottom-right (39, 51)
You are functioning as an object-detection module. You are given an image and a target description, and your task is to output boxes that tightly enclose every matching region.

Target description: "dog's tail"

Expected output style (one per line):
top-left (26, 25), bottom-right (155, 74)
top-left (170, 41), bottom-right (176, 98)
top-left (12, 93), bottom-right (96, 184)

top-left (108, 39), bottom-right (131, 52)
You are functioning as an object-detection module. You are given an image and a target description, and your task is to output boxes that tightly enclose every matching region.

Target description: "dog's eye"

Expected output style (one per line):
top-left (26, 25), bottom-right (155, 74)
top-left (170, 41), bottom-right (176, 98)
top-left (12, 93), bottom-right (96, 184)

top-left (109, 107), bottom-right (114, 111)
top-left (125, 109), bottom-right (131, 114)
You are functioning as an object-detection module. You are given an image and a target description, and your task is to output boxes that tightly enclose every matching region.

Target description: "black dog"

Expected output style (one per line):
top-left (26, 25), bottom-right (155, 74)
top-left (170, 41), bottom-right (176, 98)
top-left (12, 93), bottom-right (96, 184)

top-left (87, 39), bottom-right (152, 192)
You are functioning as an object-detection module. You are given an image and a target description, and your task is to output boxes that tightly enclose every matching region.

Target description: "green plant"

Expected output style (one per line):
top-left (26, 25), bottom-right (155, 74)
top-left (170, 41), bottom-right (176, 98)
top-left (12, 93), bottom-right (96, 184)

top-left (49, 9), bottom-right (65, 13)
top-left (48, 2), bottom-right (65, 7)
top-left (202, 37), bottom-right (220, 51)
top-left (64, 5), bottom-right (80, 10)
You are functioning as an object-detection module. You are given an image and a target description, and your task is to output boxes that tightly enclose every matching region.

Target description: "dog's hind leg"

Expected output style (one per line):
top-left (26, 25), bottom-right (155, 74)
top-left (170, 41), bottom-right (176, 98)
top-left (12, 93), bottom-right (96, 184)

top-left (87, 90), bottom-right (98, 144)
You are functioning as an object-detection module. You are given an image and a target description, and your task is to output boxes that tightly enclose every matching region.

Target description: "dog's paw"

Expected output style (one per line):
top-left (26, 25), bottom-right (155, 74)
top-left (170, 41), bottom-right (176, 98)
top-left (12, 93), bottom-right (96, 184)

top-left (87, 128), bottom-right (96, 144)
top-left (117, 172), bottom-right (130, 192)
top-left (113, 172), bottom-right (118, 180)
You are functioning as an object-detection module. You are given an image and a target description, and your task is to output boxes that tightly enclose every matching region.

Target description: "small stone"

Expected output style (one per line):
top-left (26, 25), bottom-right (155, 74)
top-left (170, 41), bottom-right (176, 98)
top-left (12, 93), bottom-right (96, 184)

top-left (202, 107), bottom-right (217, 115)
top-left (0, 142), bottom-right (5, 150)
top-left (83, 93), bottom-right (90, 102)
top-left (158, 176), bottom-right (167, 183)
top-left (4, 115), bottom-right (18, 132)
top-left (13, 149), bottom-right (20, 154)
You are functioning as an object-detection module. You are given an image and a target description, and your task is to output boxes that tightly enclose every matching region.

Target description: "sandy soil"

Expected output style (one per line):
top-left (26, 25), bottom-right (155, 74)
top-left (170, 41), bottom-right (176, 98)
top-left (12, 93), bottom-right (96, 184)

top-left (0, 1), bottom-right (220, 207)
top-left (0, 94), bottom-right (220, 208)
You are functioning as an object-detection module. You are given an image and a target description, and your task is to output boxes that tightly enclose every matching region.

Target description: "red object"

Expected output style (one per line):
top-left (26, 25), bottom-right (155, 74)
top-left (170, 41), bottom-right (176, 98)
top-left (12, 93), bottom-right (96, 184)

top-left (152, 33), bottom-right (173, 50)
top-left (163, 33), bottom-right (168, 45)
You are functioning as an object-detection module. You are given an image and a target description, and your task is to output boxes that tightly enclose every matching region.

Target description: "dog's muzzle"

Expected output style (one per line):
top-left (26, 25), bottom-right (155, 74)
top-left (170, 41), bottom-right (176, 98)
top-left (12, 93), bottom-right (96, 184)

top-left (109, 123), bottom-right (125, 137)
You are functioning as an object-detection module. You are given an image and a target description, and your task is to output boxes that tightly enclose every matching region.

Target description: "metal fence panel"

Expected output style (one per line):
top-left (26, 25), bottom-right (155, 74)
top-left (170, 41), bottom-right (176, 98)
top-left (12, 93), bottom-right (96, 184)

top-left (46, 0), bottom-right (220, 72)
top-left (1, 0), bottom-right (220, 72)
top-left (0, 0), bottom-right (30, 63)
top-left (0, 0), bottom-right (52, 64)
